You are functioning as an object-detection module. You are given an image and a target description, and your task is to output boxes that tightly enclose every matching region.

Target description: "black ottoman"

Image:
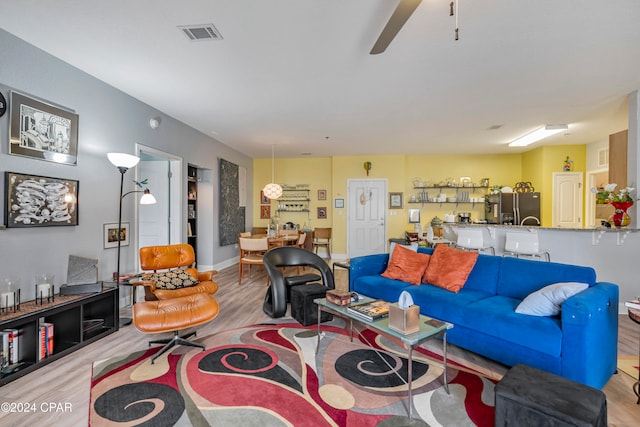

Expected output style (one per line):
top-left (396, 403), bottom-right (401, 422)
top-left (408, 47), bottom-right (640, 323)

top-left (290, 283), bottom-right (333, 326)
top-left (285, 273), bottom-right (321, 301)
top-left (495, 364), bottom-right (607, 427)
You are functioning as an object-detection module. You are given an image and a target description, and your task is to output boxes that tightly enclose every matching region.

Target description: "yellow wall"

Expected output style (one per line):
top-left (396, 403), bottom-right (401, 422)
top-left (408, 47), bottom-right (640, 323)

top-left (530, 145), bottom-right (587, 226)
top-left (331, 155), bottom-right (407, 254)
top-left (252, 152), bottom-right (555, 255)
top-left (253, 157), bottom-right (333, 230)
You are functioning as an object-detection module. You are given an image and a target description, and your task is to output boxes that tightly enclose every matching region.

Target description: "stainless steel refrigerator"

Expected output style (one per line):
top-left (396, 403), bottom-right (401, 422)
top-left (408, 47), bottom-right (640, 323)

top-left (485, 192), bottom-right (541, 225)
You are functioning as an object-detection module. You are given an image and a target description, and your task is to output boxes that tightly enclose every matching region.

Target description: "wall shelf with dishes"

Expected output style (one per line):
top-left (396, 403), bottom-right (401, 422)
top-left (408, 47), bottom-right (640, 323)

top-left (276, 186), bottom-right (310, 213)
top-left (409, 184), bottom-right (488, 207)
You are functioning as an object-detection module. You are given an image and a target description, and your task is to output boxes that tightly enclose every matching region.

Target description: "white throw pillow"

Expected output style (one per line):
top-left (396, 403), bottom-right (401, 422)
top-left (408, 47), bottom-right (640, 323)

top-left (515, 282), bottom-right (589, 316)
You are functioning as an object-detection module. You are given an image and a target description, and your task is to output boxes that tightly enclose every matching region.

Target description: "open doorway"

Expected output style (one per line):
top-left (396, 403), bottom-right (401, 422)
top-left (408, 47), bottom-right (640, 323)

top-left (586, 169), bottom-right (613, 228)
top-left (136, 145), bottom-right (182, 256)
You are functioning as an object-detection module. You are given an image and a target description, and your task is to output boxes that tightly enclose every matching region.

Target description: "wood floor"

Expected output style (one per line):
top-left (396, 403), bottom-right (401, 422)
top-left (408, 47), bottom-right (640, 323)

top-left (0, 261), bottom-right (638, 426)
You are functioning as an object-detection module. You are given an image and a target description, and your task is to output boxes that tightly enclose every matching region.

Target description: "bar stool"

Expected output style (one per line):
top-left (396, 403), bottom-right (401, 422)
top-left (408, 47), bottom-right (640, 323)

top-left (504, 231), bottom-right (550, 261)
top-left (455, 228), bottom-right (495, 255)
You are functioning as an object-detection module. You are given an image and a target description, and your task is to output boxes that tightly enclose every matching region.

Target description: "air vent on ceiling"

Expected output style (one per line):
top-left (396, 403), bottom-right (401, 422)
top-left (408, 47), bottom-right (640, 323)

top-left (178, 24), bottom-right (223, 41)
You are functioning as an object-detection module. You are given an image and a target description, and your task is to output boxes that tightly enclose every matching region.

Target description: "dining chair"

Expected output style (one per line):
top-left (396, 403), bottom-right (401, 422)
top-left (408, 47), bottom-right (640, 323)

top-left (312, 227), bottom-right (332, 259)
top-left (252, 226), bottom-right (268, 235)
top-left (238, 237), bottom-right (269, 285)
top-left (455, 228), bottom-right (495, 255)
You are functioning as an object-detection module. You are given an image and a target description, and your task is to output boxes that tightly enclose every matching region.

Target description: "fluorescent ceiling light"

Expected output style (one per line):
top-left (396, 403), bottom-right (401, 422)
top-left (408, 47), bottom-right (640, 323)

top-left (508, 125), bottom-right (569, 147)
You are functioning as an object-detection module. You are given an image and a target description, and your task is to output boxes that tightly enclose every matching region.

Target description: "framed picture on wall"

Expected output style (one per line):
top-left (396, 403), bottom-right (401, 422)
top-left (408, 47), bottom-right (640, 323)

top-left (5, 172), bottom-right (79, 227)
top-left (334, 198), bottom-right (344, 208)
top-left (389, 192), bottom-right (403, 208)
top-left (318, 189), bottom-right (327, 200)
top-left (317, 207), bottom-right (327, 219)
top-left (260, 190), bottom-right (270, 205)
top-left (408, 209), bottom-right (420, 223)
top-left (260, 205), bottom-right (271, 219)
top-left (9, 91), bottom-right (79, 165)
top-left (104, 222), bottom-right (129, 249)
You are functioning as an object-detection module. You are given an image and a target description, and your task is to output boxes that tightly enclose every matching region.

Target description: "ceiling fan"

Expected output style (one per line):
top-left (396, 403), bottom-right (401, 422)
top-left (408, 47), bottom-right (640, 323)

top-left (370, 0), bottom-right (423, 55)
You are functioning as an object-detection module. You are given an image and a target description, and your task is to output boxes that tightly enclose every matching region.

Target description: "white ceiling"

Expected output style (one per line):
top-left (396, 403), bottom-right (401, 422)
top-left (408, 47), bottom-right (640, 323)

top-left (1, 1), bottom-right (639, 158)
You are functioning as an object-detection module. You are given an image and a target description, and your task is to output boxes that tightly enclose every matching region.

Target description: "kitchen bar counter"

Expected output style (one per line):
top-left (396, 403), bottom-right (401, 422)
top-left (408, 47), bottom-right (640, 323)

top-left (439, 223), bottom-right (638, 312)
top-left (445, 223), bottom-right (640, 232)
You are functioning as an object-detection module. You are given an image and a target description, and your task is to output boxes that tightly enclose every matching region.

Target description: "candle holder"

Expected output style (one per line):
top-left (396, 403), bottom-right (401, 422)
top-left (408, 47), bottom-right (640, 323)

top-left (0, 279), bottom-right (20, 314)
top-left (35, 274), bottom-right (55, 305)
top-left (0, 289), bottom-right (20, 314)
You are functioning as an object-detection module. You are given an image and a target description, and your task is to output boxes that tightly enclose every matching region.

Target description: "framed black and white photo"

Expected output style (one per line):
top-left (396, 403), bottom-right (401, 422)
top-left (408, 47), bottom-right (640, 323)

top-left (408, 209), bottom-right (421, 223)
top-left (9, 91), bottom-right (79, 165)
top-left (5, 172), bottom-right (79, 227)
top-left (104, 222), bottom-right (129, 249)
top-left (389, 192), bottom-right (403, 209)
top-left (317, 206), bottom-right (327, 219)
top-left (334, 198), bottom-right (344, 208)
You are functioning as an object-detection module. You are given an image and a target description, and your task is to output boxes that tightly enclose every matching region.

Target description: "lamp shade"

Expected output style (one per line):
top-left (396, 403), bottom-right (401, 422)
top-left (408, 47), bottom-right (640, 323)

top-left (140, 189), bottom-right (157, 205)
top-left (263, 183), bottom-right (283, 199)
top-left (107, 152), bottom-right (140, 169)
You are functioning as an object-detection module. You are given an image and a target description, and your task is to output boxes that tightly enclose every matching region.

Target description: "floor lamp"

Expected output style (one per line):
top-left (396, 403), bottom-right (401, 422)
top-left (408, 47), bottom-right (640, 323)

top-left (108, 153), bottom-right (156, 326)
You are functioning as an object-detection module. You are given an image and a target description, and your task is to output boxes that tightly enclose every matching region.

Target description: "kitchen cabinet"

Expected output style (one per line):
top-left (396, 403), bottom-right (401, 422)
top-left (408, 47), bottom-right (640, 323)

top-left (609, 129), bottom-right (627, 189)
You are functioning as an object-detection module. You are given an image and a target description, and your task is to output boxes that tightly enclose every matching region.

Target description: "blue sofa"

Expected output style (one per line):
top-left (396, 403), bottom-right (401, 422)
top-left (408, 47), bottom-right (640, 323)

top-left (349, 247), bottom-right (619, 389)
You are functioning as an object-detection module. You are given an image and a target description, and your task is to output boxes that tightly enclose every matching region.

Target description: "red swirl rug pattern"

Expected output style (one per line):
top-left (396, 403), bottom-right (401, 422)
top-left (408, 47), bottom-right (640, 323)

top-left (90, 322), bottom-right (496, 426)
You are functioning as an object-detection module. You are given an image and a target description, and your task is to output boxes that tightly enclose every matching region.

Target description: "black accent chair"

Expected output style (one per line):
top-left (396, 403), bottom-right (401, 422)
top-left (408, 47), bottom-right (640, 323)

top-left (262, 247), bottom-right (335, 318)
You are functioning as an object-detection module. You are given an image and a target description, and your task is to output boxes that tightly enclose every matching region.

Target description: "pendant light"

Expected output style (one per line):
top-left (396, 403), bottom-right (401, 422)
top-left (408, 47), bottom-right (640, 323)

top-left (263, 145), bottom-right (282, 199)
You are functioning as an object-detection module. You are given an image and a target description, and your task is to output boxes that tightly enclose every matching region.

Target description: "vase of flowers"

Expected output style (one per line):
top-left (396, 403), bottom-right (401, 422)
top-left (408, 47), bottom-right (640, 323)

top-left (593, 183), bottom-right (635, 228)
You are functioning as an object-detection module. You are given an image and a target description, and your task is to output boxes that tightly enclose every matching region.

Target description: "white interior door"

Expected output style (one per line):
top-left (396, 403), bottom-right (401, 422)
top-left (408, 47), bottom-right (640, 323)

top-left (347, 179), bottom-right (387, 258)
top-left (552, 172), bottom-right (583, 228)
top-left (137, 145), bottom-right (182, 253)
top-left (138, 159), bottom-right (170, 247)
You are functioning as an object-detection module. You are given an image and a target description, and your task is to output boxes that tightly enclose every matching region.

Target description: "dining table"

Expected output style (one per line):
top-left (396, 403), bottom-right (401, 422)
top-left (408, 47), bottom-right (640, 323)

top-left (250, 233), bottom-right (299, 248)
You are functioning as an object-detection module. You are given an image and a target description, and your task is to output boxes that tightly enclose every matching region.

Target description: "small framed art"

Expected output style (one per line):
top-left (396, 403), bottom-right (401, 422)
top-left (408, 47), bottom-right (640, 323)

top-left (318, 189), bottom-right (327, 200)
top-left (260, 205), bottom-right (271, 219)
top-left (317, 207), bottom-right (327, 219)
top-left (334, 198), bottom-right (344, 208)
top-left (389, 192), bottom-right (403, 209)
top-left (104, 222), bottom-right (129, 248)
top-left (408, 209), bottom-right (421, 223)
top-left (260, 190), bottom-right (270, 205)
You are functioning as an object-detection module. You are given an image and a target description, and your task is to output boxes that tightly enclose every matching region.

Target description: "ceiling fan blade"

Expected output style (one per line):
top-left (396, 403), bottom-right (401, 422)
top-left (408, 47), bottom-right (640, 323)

top-left (370, 0), bottom-right (423, 55)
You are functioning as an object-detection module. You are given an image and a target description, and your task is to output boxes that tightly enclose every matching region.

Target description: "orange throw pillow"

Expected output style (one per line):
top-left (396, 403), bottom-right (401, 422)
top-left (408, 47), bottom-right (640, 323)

top-left (423, 245), bottom-right (478, 292)
top-left (381, 244), bottom-right (431, 285)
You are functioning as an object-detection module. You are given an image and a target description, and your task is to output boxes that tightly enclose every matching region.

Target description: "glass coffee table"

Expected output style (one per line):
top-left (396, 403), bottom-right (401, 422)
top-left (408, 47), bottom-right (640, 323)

top-left (315, 295), bottom-right (451, 420)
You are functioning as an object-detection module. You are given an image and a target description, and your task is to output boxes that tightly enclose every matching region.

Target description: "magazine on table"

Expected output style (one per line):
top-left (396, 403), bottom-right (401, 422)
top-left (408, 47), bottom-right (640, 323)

top-left (347, 299), bottom-right (390, 321)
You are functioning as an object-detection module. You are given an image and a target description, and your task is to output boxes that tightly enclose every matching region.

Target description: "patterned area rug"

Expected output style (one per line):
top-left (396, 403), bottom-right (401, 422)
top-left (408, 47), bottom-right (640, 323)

top-left (90, 321), bottom-right (496, 426)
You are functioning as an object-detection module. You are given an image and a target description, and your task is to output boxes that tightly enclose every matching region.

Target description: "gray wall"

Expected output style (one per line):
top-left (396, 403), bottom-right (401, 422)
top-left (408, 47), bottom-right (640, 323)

top-left (0, 29), bottom-right (252, 300)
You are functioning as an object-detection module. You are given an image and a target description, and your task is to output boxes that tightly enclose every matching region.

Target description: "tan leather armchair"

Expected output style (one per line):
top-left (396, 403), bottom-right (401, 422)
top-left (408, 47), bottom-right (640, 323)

top-left (138, 244), bottom-right (218, 300)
